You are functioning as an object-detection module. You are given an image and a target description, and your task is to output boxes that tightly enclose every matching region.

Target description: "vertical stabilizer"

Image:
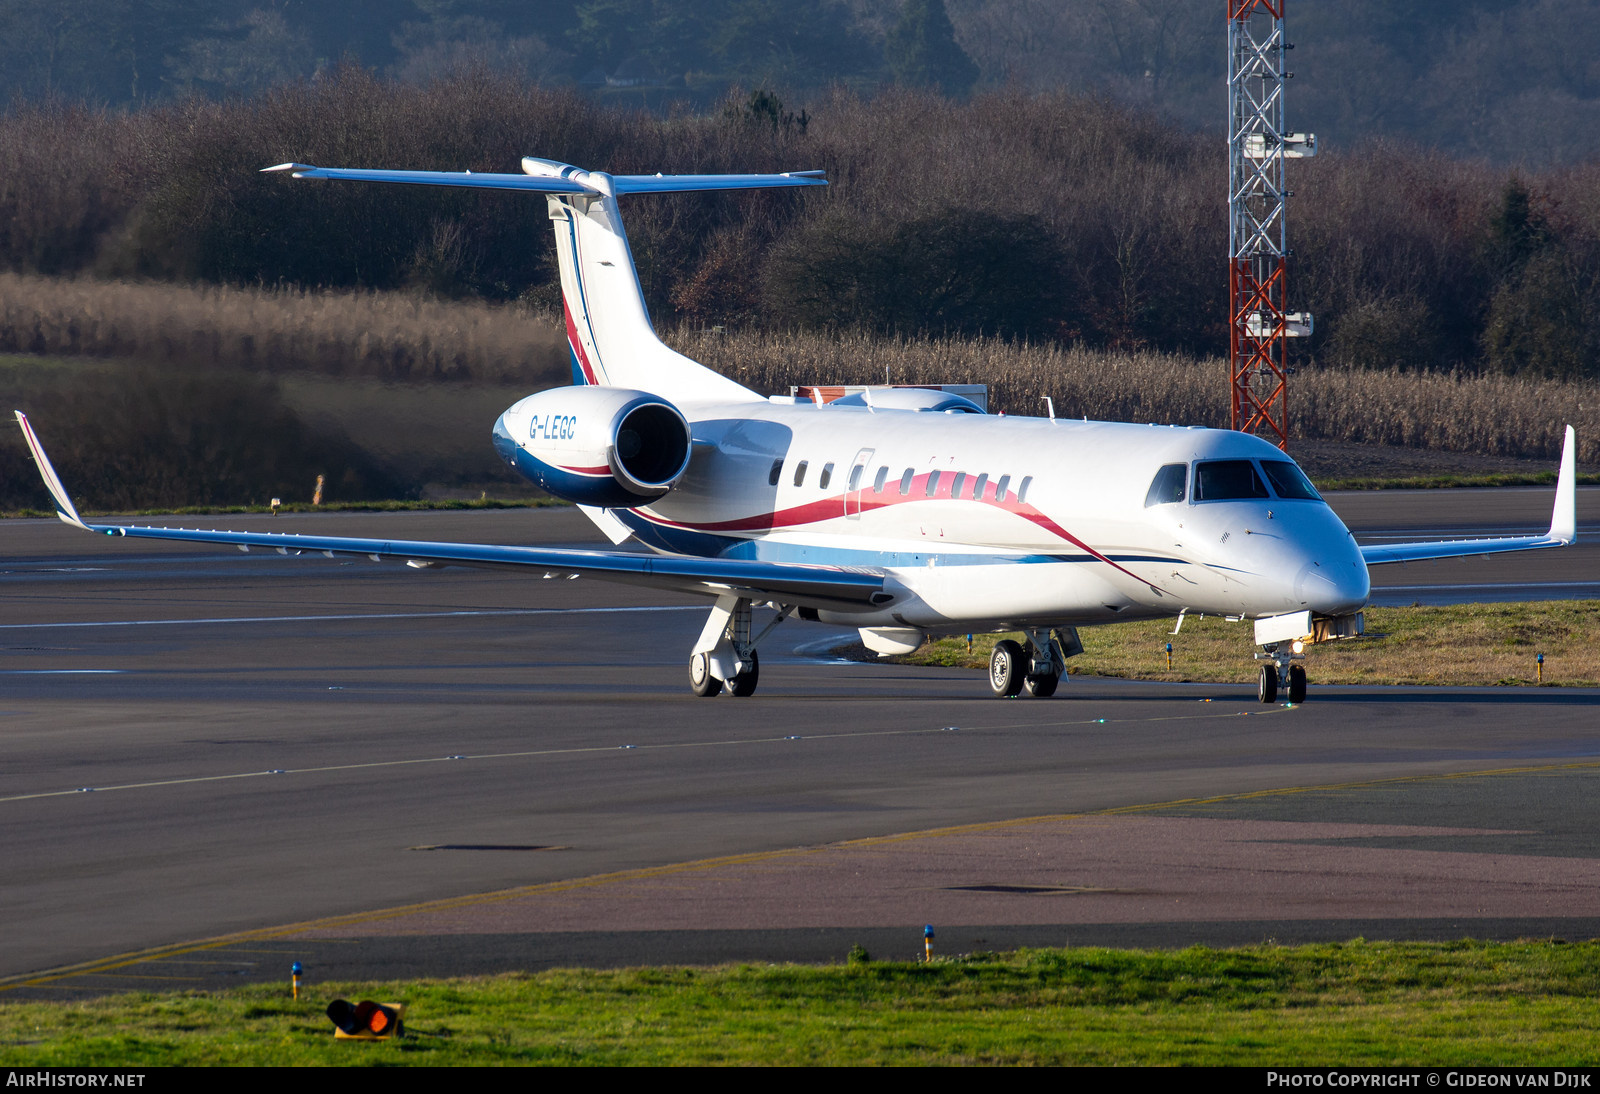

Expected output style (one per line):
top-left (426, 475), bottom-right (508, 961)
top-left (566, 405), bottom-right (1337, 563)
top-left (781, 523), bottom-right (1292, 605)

top-left (264, 157), bottom-right (826, 403)
top-left (541, 180), bottom-right (749, 400)
top-left (545, 182), bottom-right (752, 401)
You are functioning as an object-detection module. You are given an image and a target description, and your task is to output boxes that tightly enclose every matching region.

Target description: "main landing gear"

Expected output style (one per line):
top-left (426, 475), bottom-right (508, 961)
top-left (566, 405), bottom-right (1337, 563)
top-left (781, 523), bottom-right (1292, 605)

top-left (989, 627), bottom-right (1082, 698)
top-left (687, 595), bottom-right (790, 697)
top-left (1256, 644), bottom-right (1308, 704)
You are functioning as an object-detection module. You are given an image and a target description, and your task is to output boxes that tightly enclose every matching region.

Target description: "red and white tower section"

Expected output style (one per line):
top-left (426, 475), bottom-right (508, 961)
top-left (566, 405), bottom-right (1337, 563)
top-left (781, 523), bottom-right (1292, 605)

top-left (1228, 0), bottom-right (1314, 448)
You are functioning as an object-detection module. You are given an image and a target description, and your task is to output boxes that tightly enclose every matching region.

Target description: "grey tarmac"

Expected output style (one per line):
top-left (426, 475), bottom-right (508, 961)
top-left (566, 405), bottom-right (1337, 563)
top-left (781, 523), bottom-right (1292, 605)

top-left (0, 490), bottom-right (1596, 1000)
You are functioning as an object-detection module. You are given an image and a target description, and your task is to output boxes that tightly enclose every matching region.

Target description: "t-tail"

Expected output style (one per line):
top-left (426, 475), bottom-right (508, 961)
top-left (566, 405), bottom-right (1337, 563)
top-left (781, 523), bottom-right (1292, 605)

top-left (262, 158), bottom-right (827, 402)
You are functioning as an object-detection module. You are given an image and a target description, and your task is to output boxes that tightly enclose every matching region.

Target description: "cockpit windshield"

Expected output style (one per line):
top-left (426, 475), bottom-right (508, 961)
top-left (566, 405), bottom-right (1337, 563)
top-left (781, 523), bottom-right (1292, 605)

top-left (1193, 460), bottom-right (1269, 501)
top-left (1259, 460), bottom-right (1322, 500)
top-left (1169, 458), bottom-right (1326, 504)
top-left (1144, 463), bottom-right (1187, 507)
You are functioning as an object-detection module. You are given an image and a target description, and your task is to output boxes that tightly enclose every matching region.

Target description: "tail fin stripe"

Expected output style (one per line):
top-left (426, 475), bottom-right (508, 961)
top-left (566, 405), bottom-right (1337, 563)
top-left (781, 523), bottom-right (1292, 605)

top-left (563, 299), bottom-right (600, 385)
top-left (558, 208), bottom-right (604, 385)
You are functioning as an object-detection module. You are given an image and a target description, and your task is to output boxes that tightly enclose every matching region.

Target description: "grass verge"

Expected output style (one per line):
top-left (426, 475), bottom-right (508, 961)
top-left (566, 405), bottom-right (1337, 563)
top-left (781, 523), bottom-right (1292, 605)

top-left (2, 942), bottom-right (1597, 1065)
top-left (1317, 471), bottom-right (1600, 491)
top-left (904, 601), bottom-right (1600, 688)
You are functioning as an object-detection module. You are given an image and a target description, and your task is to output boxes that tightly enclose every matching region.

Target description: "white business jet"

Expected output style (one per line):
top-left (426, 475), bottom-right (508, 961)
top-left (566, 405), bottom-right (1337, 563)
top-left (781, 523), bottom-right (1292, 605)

top-left (14, 157), bottom-right (1579, 702)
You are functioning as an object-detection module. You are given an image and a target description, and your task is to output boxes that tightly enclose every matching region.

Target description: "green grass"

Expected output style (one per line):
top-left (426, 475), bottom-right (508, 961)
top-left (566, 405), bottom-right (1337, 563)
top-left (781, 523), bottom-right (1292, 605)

top-left (3, 942), bottom-right (1598, 1065)
top-left (908, 601), bottom-right (1600, 687)
top-left (1317, 470), bottom-right (1600, 490)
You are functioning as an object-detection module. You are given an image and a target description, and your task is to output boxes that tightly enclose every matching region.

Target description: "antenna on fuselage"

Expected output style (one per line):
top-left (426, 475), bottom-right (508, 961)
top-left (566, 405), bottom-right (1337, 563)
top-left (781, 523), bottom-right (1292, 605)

top-left (1043, 396), bottom-right (1056, 421)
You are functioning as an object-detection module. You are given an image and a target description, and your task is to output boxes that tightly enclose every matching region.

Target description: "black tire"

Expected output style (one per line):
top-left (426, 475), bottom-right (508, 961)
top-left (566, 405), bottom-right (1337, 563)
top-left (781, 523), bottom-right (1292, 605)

top-left (1258, 663), bottom-right (1279, 704)
top-left (1024, 672), bottom-right (1060, 698)
top-left (728, 651), bottom-right (760, 697)
top-left (689, 653), bottom-right (722, 697)
top-left (990, 640), bottom-right (1025, 697)
top-left (1287, 663), bottom-right (1307, 704)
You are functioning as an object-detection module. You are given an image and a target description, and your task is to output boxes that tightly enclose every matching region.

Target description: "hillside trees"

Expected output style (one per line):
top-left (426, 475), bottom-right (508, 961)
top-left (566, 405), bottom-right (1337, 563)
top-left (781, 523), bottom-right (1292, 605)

top-left (2, 70), bottom-right (1600, 375)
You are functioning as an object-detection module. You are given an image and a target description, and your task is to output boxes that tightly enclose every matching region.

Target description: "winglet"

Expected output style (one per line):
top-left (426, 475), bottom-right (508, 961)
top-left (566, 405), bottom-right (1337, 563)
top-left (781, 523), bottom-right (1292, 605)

top-left (13, 412), bottom-right (90, 530)
top-left (1550, 424), bottom-right (1578, 544)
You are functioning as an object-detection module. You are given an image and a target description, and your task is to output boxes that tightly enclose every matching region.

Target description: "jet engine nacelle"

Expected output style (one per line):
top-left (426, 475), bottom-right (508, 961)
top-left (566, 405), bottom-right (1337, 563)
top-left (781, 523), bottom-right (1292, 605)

top-left (495, 386), bottom-right (692, 507)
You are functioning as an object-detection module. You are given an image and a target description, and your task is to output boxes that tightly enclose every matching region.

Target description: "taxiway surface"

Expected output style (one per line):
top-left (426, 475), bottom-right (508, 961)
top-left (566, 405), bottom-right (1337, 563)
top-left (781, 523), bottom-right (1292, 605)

top-left (1, 490), bottom-right (1596, 997)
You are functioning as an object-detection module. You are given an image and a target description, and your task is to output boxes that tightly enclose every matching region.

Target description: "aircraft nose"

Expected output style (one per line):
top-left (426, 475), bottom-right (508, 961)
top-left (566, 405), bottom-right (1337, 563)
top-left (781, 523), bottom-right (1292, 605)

top-left (492, 410), bottom-right (520, 468)
top-left (1292, 556), bottom-right (1369, 615)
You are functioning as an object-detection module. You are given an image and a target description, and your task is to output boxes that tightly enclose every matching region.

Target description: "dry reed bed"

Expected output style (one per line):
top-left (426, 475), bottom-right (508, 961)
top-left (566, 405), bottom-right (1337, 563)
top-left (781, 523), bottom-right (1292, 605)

top-left (673, 327), bottom-right (1600, 465)
top-left (0, 272), bottom-right (567, 384)
top-left (0, 273), bottom-right (1591, 465)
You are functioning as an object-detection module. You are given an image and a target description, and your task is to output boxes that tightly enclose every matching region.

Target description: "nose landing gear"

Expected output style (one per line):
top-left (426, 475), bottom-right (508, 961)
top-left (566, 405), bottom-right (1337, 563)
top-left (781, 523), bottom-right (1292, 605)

top-left (1256, 644), bottom-right (1308, 704)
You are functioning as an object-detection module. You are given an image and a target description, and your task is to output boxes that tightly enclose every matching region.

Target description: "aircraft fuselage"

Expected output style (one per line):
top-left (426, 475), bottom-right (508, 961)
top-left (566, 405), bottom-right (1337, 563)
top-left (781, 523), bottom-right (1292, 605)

top-left (494, 395), bottom-right (1371, 635)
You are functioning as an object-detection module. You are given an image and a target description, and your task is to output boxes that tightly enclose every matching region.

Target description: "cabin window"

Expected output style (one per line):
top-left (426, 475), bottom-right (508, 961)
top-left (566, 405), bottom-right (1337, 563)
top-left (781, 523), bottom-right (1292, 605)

top-left (995, 475), bottom-right (1011, 502)
top-left (1144, 464), bottom-right (1187, 507)
top-left (1017, 476), bottom-right (1033, 504)
top-left (925, 470), bottom-right (941, 497)
top-left (1194, 460), bottom-right (1269, 501)
top-left (819, 462), bottom-right (834, 489)
top-left (769, 459), bottom-right (783, 487)
top-left (793, 460), bottom-right (809, 487)
top-left (873, 465), bottom-right (890, 493)
top-left (900, 468), bottom-right (915, 495)
top-left (848, 463), bottom-right (864, 492)
top-left (973, 473), bottom-right (989, 500)
top-left (1260, 460), bottom-right (1320, 500)
top-left (950, 472), bottom-right (966, 498)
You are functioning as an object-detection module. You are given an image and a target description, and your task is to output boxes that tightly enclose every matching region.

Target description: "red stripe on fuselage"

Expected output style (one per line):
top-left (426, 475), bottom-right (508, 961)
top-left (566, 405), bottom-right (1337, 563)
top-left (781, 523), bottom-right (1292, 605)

top-left (633, 472), bottom-right (1159, 590)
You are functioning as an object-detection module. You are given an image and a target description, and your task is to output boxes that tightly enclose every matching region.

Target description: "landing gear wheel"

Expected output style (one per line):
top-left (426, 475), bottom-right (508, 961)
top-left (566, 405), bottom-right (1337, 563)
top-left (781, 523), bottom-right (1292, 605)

top-left (990, 640), bottom-right (1025, 697)
top-left (1286, 664), bottom-right (1307, 704)
top-left (689, 653), bottom-right (722, 698)
top-left (728, 652), bottom-right (760, 697)
top-left (1258, 663), bottom-right (1279, 704)
top-left (1023, 671), bottom-right (1060, 698)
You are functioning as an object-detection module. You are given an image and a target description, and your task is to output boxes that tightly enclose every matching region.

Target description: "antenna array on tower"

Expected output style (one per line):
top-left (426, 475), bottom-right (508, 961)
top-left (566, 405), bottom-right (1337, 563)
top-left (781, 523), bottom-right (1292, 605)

top-left (1228, 0), bottom-right (1314, 448)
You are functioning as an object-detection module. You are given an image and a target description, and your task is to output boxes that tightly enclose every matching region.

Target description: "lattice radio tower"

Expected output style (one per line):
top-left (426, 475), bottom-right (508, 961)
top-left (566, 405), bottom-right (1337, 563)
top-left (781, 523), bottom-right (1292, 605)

top-left (1228, 0), bottom-right (1314, 448)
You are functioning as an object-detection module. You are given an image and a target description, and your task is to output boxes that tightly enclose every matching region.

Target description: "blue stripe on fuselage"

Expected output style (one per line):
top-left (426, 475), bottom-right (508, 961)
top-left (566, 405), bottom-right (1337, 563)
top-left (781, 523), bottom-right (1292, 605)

top-left (611, 509), bottom-right (1186, 570)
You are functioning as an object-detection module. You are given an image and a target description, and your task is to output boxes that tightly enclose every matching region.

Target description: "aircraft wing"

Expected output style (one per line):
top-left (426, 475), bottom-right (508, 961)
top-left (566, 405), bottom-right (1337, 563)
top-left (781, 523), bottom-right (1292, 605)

top-left (1358, 425), bottom-right (1578, 565)
top-left (13, 413), bottom-right (887, 612)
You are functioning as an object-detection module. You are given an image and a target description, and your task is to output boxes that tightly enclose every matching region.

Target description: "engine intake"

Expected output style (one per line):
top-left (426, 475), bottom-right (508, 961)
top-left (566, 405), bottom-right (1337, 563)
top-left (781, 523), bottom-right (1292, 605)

top-left (612, 401), bottom-right (690, 492)
top-left (494, 386), bottom-right (692, 507)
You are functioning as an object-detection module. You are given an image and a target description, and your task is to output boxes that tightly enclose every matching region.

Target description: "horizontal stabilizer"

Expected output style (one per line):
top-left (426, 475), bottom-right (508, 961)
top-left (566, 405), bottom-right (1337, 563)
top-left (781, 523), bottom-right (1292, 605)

top-left (263, 160), bottom-right (827, 197)
top-left (611, 171), bottom-right (826, 194)
top-left (1360, 425), bottom-right (1579, 565)
top-left (261, 163), bottom-right (592, 193)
